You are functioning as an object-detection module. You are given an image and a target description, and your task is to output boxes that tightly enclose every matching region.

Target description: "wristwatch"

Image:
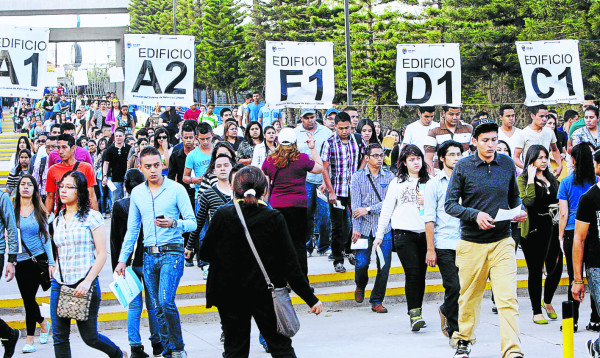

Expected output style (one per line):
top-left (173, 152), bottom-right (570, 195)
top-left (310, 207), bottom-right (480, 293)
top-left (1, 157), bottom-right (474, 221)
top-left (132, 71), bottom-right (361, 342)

top-left (366, 207), bottom-right (371, 214)
top-left (170, 220), bottom-right (178, 229)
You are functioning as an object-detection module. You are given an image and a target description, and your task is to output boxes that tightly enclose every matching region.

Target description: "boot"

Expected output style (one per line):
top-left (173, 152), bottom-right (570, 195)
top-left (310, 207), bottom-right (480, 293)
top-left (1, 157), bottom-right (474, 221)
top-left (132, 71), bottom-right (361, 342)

top-left (131, 345), bottom-right (149, 358)
top-left (409, 308), bottom-right (426, 332)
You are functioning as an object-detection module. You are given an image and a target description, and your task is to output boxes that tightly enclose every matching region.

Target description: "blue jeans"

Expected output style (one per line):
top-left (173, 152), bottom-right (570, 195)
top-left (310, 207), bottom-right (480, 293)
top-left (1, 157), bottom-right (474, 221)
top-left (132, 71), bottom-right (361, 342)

top-left (305, 182), bottom-right (331, 253)
top-left (143, 250), bottom-right (185, 353)
top-left (128, 266), bottom-right (161, 348)
top-left (112, 181), bottom-right (125, 203)
top-left (50, 278), bottom-right (122, 358)
top-left (354, 232), bottom-right (393, 305)
top-left (587, 267), bottom-right (600, 351)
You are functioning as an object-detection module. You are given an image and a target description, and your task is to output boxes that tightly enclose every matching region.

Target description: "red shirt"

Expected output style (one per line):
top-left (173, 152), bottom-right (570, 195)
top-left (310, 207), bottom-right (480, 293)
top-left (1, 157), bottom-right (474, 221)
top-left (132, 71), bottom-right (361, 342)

top-left (46, 161), bottom-right (97, 209)
top-left (184, 108), bottom-right (201, 120)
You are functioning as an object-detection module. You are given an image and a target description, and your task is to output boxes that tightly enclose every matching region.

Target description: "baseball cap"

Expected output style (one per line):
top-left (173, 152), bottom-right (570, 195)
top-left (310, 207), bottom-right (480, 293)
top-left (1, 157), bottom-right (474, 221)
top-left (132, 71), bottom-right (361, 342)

top-left (278, 128), bottom-right (297, 146)
top-left (471, 118), bottom-right (499, 139)
top-left (300, 108), bottom-right (316, 117)
top-left (325, 108), bottom-right (339, 117)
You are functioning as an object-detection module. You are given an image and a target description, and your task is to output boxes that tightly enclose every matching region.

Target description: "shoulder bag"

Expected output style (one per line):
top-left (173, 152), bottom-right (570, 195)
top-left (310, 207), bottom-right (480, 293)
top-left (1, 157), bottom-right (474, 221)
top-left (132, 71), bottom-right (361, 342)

top-left (233, 200), bottom-right (300, 338)
top-left (19, 230), bottom-right (51, 291)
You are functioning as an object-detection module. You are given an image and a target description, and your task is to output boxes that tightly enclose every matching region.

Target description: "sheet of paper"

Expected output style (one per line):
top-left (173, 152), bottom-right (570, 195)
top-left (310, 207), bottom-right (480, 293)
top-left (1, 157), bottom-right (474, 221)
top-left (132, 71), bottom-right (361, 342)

top-left (108, 67), bottom-right (124, 82)
top-left (333, 200), bottom-right (344, 209)
top-left (350, 238), bottom-right (368, 250)
top-left (316, 189), bottom-right (328, 203)
top-left (375, 246), bottom-right (385, 267)
top-left (494, 206), bottom-right (521, 222)
top-left (110, 267), bottom-right (143, 308)
top-left (106, 179), bottom-right (117, 192)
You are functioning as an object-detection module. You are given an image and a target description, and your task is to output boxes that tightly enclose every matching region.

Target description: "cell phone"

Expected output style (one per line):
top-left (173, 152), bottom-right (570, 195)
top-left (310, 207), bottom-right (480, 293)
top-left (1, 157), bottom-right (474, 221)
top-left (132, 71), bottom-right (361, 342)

top-left (156, 215), bottom-right (165, 219)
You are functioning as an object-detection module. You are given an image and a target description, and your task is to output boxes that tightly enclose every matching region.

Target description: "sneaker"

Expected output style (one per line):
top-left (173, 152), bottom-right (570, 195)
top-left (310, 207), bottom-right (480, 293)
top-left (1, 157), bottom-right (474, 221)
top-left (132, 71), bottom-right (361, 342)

top-left (131, 345), bottom-right (149, 358)
top-left (258, 334), bottom-right (270, 353)
top-left (151, 342), bottom-right (164, 357)
top-left (21, 344), bottom-right (36, 353)
top-left (588, 340), bottom-right (599, 358)
top-left (454, 339), bottom-right (471, 358)
top-left (492, 304), bottom-right (498, 314)
top-left (409, 308), bottom-right (426, 332)
top-left (220, 331), bottom-right (225, 343)
top-left (39, 319), bottom-right (49, 344)
top-left (202, 265), bottom-right (209, 280)
top-left (184, 261), bottom-right (193, 267)
top-left (588, 322), bottom-right (600, 332)
top-left (439, 306), bottom-right (449, 338)
top-left (371, 304), bottom-right (388, 313)
top-left (345, 252), bottom-right (356, 266)
top-left (171, 351), bottom-right (186, 358)
top-left (328, 254), bottom-right (335, 261)
top-left (334, 263), bottom-right (346, 273)
top-left (354, 288), bottom-right (365, 303)
top-left (2, 328), bottom-right (20, 358)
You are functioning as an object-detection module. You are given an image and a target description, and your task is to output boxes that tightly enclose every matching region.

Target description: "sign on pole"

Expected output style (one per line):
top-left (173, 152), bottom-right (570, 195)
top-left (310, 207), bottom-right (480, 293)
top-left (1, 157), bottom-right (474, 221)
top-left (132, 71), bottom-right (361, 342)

top-left (516, 40), bottom-right (584, 105)
top-left (396, 43), bottom-right (461, 107)
top-left (124, 34), bottom-right (195, 106)
top-left (0, 25), bottom-right (49, 99)
top-left (265, 41), bottom-right (335, 109)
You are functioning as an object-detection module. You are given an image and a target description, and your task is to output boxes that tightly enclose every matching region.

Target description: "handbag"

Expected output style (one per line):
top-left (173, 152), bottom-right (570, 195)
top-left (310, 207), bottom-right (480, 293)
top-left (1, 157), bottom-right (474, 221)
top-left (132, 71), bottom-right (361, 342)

top-left (19, 233), bottom-right (51, 291)
top-left (233, 200), bottom-right (300, 338)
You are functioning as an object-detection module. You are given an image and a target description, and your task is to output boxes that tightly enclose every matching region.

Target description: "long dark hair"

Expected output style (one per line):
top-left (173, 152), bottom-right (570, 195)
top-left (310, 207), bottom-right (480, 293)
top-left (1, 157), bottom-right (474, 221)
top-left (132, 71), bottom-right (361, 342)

top-left (203, 141), bottom-right (237, 178)
top-left (14, 174), bottom-right (49, 242)
top-left (397, 144), bottom-right (429, 184)
top-left (15, 149), bottom-right (32, 176)
top-left (520, 145), bottom-right (559, 191)
top-left (14, 136), bottom-right (31, 166)
top-left (153, 127), bottom-right (171, 149)
top-left (233, 166), bottom-right (268, 207)
top-left (56, 171), bottom-right (90, 219)
top-left (572, 142), bottom-right (596, 187)
top-left (357, 118), bottom-right (379, 144)
top-left (243, 121), bottom-right (264, 146)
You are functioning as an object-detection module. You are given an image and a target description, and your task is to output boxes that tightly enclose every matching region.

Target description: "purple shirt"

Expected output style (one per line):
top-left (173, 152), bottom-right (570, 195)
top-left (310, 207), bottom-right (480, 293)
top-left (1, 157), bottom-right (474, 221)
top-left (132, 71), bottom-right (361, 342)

top-left (262, 153), bottom-right (315, 208)
top-left (47, 146), bottom-right (94, 168)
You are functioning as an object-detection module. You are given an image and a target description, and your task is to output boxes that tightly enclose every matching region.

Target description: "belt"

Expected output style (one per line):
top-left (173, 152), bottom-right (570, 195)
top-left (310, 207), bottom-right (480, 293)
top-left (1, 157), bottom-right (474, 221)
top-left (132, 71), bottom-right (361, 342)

top-left (144, 244), bottom-right (184, 254)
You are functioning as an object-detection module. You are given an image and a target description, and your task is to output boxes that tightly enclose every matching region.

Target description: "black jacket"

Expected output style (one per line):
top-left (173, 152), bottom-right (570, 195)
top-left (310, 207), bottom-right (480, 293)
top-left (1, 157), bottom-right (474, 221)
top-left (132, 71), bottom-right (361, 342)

top-left (110, 198), bottom-right (144, 269)
top-left (199, 202), bottom-right (318, 308)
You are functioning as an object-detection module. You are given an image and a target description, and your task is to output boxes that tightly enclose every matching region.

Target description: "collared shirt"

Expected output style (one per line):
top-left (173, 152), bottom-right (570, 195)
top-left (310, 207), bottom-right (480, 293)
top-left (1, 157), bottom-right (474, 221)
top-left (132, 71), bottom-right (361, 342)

top-left (571, 126), bottom-right (600, 148)
top-left (118, 177), bottom-right (197, 263)
top-left (424, 120), bottom-right (473, 155)
top-left (350, 168), bottom-right (394, 237)
top-left (423, 170), bottom-right (460, 250)
top-left (321, 132), bottom-right (361, 197)
top-left (0, 191), bottom-right (18, 256)
top-left (47, 146), bottom-right (93, 168)
top-left (168, 148), bottom-right (196, 198)
top-left (445, 153), bottom-right (522, 243)
top-left (53, 210), bottom-right (104, 285)
top-left (295, 124), bottom-right (332, 184)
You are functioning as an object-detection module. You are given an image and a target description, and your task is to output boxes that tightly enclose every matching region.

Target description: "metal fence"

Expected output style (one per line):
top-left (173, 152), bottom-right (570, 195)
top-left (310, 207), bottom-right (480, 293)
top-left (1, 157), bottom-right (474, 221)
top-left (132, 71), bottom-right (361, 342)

top-left (60, 64), bottom-right (117, 99)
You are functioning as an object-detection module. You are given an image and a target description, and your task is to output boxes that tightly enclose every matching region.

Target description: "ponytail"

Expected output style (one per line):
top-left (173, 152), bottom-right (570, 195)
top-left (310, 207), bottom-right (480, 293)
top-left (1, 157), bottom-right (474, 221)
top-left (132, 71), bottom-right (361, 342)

top-left (243, 189), bottom-right (259, 207)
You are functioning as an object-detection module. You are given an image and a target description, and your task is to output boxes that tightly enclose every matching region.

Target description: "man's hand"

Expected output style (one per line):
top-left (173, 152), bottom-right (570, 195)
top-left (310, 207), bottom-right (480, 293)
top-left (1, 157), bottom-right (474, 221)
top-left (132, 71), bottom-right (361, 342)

top-left (352, 208), bottom-right (368, 219)
top-left (311, 301), bottom-right (323, 315)
top-left (155, 217), bottom-right (174, 228)
top-left (426, 249), bottom-right (437, 267)
top-left (476, 212), bottom-right (495, 230)
top-left (351, 230), bottom-right (361, 243)
top-left (306, 132), bottom-right (316, 149)
top-left (572, 282), bottom-right (585, 302)
top-left (512, 210), bottom-right (527, 223)
top-left (4, 263), bottom-right (15, 282)
top-left (328, 192), bottom-right (337, 205)
top-left (114, 262), bottom-right (127, 277)
top-left (185, 249), bottom-right (193, 260)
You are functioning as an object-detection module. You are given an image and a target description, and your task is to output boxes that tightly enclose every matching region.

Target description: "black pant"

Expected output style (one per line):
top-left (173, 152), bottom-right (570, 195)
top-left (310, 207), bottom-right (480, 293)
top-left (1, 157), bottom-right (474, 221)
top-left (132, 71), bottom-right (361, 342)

top-left (564, 230), bottom-right (600, 324)
top-left (521, 214), bottom-right (561, 315)
top-left (277, 207), bottom-right (308, 277)
top-left (329, 196), bottom-right (351, 266)
top-left (394, 230), bottom-right (427, 311)
top-left (218, 299), bottom-right (296, 358)
top-left (436, 249), bottom-right (459, 337)
top-left (15, 255), bottom-right (47, 336)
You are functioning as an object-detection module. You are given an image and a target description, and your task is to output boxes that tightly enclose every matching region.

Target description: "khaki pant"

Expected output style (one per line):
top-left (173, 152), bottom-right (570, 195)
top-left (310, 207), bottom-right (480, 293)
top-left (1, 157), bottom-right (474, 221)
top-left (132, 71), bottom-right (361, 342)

top-left (452, 238), bottom-right (522, 358)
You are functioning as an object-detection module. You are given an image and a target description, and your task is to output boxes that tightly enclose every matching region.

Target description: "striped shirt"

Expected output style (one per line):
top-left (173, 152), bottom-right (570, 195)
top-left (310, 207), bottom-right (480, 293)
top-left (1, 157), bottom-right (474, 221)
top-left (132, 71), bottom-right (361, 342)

top-left (187, 185), bottom-right (232, 251)
top-left (350, 168), bottom-right (394, 237)
top-left (53, 210), bottom-right (104, 285)
top-left (321, 132), bottom-right (362, 197)
top-left (198, 173), bottom-right (218, 199)
top-left (424, 120), bottom-right (473, 155)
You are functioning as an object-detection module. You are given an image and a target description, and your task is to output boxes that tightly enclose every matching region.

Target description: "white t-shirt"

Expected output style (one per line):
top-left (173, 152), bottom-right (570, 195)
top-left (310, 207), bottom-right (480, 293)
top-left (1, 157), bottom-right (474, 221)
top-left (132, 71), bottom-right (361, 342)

top-left (513, 125), bottom-right (556, 156)
top-left (498, 127), bottom-right (522, 156)
top-left (402, 120), bottom-right (439, 155)
top-left (376, 176), bottom-right (426, 237)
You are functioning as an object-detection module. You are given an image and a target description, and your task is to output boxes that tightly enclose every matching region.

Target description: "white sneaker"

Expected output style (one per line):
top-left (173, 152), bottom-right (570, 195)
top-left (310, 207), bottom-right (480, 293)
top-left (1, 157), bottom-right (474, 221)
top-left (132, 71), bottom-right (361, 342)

top-left (203, 266), bottom-right (209, 280)
top-left (22, 344), bottom-right (36, 353)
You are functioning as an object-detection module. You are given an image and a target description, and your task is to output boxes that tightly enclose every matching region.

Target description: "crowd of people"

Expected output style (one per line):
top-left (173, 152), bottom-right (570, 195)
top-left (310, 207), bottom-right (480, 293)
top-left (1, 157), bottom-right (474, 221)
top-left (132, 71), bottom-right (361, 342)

top-left (1, 87), bottom-right (600, 358)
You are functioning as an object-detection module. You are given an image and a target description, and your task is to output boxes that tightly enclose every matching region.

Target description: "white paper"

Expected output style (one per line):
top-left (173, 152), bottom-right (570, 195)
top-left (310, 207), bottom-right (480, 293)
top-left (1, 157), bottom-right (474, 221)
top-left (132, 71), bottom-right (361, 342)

top-left (351, 238), bottom-right (368, 250)
top-left (73, 71), bottom-right (88, 86)
top-left (375, 246), bottom-right (385, 266)
top-left (494, 206), bottom-right (521, 222)
top-left (54, 67), bottom-right (65, 78)
top-left (333, 200), bottom-right (344, 209)
top-left (316, 189), bottom-right (328, 203)
top-left (109, 267), bottom-right (143, 308)
top-left (108, 67), bottom-right (124, 83)
top-left (106, 179), bottom-right (117, 192)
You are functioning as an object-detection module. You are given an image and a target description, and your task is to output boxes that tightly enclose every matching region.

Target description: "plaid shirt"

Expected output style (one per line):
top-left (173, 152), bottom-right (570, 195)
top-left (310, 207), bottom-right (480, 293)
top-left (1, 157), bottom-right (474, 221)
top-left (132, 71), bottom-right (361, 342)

top-left (53, 210), bottom-right (104, 285)
top-left (322, 132), bottom-right (362, 197)
top-left (350, 168), bottom-right (394, 237)
top-left (572, 126), bottom-right (600, 148)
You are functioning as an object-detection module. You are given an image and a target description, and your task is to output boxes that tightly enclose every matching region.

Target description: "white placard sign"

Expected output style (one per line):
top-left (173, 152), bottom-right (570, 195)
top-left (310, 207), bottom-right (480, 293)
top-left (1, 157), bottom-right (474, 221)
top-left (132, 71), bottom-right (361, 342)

top-left (124, 34), bottom-right (195, 106)
top-left (0, 25), bottom-right (49, 98)
top-left (108, 67), bottom-right (124, 83)
top-left (265, 41), bottom-right (334, 109)
top-left (396, 43), bottom-right (461, 107)
top-left (73, 70), bottom-right (88, 86)
top-left (516, 40), bottom-right (584, 105)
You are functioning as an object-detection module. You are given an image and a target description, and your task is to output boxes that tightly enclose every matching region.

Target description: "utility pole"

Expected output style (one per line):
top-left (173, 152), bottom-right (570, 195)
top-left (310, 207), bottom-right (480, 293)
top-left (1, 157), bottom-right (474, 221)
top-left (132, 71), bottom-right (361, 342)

top-left (173, 0), bottom-right (177, 35)
top-left (343, 0), bottom-right (352, 105)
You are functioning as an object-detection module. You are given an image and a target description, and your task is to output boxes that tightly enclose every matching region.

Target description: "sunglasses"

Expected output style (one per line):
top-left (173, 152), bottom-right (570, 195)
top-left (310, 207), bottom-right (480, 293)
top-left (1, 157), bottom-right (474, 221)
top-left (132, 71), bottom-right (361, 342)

top-left (158, 135), bottom-right (168, 140)
top-left (38, 139), bottom-right (46, 144)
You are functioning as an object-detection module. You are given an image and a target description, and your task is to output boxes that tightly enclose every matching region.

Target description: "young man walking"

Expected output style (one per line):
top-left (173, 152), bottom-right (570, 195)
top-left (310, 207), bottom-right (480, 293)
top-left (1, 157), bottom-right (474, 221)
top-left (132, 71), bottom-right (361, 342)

top-left (445, 119), bottom-right (527, 358)
top-left (423, 140), bottom-right (463, 342)
top-left (102, 127), bottom-right (132, 204)
top-left (115, 147), bottom-right (197, 358)
top-left (350, 144), bottom-right (394, 313)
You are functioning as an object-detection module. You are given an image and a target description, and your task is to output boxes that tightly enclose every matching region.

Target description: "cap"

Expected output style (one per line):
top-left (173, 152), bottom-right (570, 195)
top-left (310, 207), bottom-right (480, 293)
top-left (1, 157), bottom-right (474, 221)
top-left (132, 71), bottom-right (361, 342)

top-left (325, 108), bottom-right (339, 117)
top-left (300, 108), bottom-right (316, 117)
top-left (471, 118), bottom-right (499, 139)
top-left (278, 128), bottom-right (297, 146)
top-left (472, 117), bottom-right (497, 130)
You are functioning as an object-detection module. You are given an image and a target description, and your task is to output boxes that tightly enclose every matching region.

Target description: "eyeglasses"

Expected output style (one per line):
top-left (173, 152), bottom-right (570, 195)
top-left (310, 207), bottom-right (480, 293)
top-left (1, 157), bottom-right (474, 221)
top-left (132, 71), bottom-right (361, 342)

top-left (58, 185), bottom-right (77, 190)
top-left (158, 135), bottom-right (168, 140)
top-left (38, 139), bottom-right (46, 144)
top-left (369, 154), bottom-right (385, 158)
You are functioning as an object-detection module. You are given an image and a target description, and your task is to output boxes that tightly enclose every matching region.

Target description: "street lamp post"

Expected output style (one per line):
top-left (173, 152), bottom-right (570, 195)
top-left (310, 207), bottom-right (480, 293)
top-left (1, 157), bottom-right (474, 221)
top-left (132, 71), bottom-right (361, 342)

top-left (173, 0), bottom-right (177, 35)
top-left (344, 0), bottom-right (352, 105)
